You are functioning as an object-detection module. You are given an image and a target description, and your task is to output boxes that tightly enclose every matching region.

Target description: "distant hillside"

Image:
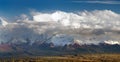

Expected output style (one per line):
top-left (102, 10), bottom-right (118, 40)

top-left (0, 42), bottom-right (120, 57)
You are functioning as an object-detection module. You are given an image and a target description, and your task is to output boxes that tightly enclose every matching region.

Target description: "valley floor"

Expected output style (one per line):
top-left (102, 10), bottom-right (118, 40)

top-left (0, 54), bottom-right (120, 62)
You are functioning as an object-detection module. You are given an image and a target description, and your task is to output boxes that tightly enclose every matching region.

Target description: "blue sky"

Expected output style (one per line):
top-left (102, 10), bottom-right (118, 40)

top-left (0, 0), bottom-right (120, 19)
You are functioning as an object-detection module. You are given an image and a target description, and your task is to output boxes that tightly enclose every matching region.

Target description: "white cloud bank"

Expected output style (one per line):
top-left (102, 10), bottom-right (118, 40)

top-left (32, 10), bottom-right (120, 29)
top-left (0, 10), bottom-right (120, 45)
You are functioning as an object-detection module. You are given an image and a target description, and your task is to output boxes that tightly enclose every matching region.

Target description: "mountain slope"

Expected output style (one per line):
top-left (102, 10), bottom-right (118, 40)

top-left (0, 42), bottom-right (120, 57)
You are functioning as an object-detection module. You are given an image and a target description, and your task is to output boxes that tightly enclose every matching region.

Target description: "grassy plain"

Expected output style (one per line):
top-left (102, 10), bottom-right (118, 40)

top-left (0, 54), bottom-right (120, 62)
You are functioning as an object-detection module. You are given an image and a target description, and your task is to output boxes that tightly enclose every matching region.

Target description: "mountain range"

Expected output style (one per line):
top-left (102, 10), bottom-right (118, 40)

top-left (0, 40), bottom-right (120, 57)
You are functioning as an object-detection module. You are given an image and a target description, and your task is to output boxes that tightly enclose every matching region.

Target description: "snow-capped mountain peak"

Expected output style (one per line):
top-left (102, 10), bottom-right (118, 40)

top-left (104, 40), bottom-right (120, 45)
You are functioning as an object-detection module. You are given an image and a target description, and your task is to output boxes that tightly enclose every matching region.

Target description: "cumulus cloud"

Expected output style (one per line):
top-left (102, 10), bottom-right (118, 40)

top-left (0, 10), bottom-right (120, 45)
top-left (17, 14), bottom-right (29, 21)
top-left (32, 10), bottom-right (120, 29)
top-left (0, 17), bottom-right (8, 26)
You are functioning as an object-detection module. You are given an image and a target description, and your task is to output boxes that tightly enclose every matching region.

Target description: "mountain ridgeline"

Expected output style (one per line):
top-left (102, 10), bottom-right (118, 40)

top-left (0, 40), bottom-right (120, 57)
